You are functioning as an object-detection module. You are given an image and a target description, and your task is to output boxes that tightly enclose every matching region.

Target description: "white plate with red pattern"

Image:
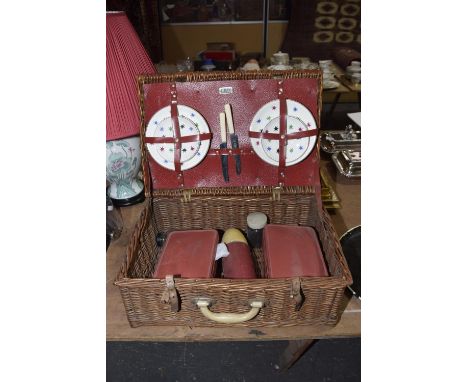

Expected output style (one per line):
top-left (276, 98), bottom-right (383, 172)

top-left (146, 105), bottom-right (211, 171)
top-left (249, 99), bottom-right (317, 166)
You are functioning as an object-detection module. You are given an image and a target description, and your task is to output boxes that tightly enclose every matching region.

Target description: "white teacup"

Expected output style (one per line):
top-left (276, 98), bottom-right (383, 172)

top-left (272, 51), bottom-right (289, 66)
top-left (351, 73), bottom-right (361, 84)
top-left (346, 66), bottom-right (361, 79)
top-left (319, 59), bottom-right (333, 67)
top-left (322, 69), bottom-right (334, 81)
top-left (242, 62), bottom-right (260, 71)
top-left (346, 65), bottom-right (361, 74)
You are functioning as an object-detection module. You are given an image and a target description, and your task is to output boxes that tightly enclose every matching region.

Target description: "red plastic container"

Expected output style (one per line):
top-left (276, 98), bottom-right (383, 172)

top-left (223, 242), bottom-right (257, 279)
top-left (153, 230), bottom-right (218, 278)
top-left (263, 224), bottom-right (329, 278)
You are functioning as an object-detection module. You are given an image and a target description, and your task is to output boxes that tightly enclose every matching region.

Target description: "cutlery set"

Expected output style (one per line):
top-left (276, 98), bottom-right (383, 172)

top-left (145, 98), bottom-right (318, 179)
top-left (219, 104), bottom-right (241, 182)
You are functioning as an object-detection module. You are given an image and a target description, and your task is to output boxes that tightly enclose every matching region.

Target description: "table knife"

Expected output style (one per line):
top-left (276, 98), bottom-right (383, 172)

top-left (224, 104), bottom-right (241, 175)
top-left (219, 112), bottom-right (229, 182)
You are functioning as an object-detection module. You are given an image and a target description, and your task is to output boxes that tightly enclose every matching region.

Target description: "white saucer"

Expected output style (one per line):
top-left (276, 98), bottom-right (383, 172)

top-left (323, 80), bottom-right (340, 90)
top-left (267, 64), bottom-right (293, 70)
top-left (146, 105), bottom-right (211, 171)
top-left (249, 99), bottom-right (317, 166)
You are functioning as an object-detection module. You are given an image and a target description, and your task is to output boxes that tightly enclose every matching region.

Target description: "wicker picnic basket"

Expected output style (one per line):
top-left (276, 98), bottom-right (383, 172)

top-left (115, 70), bottom-right (352, 328)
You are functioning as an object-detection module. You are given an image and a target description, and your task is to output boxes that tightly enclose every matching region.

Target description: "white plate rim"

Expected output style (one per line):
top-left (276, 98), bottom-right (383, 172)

top-left (249, 99), bottom-right (317, 167)
top-left (146, 105), bottom-right (211, 171)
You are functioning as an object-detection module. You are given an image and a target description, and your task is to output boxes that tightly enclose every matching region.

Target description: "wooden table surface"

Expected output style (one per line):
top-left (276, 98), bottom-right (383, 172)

top-left (107, 161), bottom-right (361, 342)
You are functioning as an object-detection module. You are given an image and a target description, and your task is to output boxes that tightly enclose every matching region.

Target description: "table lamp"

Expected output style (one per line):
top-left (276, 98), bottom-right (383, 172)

top-left (106, 11), bottom-right (156, 206)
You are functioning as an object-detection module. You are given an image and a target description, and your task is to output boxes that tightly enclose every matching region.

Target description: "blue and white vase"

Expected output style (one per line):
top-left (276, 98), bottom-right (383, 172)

top-left (106, 136), bottom-right (144, 206)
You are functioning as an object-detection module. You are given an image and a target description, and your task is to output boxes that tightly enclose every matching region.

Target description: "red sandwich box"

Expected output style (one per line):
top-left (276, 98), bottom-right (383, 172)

top-left (153, 230), bottom-right (218, 279)
top-left (115, 70), bottom-right (352, 328)
top-left (263, 224), bottom-right (329, 278)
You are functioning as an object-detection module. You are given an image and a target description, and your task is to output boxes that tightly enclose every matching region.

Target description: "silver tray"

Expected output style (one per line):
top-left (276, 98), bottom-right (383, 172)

top-left (332, 150), bottom-right (361, 178)
top-left (320, 125), bottom-right (361, 153)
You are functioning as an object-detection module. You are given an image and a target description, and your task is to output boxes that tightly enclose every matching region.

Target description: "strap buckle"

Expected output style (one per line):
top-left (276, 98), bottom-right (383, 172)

top-left (290, 277), bottom-right (304, 311)
top-left (161, 275), bottom-right (180, 312)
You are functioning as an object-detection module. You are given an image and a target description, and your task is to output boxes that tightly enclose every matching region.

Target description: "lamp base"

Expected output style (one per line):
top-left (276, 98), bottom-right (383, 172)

top-left (107, 135), bottom-right (145, 207)
top-left (109, 189), bottom-right (145, 207)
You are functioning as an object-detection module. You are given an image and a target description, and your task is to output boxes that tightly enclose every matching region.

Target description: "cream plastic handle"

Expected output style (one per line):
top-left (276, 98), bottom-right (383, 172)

top-left (195, 298), bottom-right (264, 324)
top-left (224, 104), bottom-right (234, 134)
top-left (219, 112), bottom-right (227, 143)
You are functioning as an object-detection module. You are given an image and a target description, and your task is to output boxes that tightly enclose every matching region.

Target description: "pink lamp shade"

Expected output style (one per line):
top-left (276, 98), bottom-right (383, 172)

top-left (106, 12), bottom-right (156, 141)
top-left (106, 12), bottom-right (156, 206)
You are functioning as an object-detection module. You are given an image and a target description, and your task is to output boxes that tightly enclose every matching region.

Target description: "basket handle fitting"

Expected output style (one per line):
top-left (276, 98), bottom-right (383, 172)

top-left (161, 275), bottom-right (180, 312)
top-left (194, 297), bottom-right (264, 324)
top-left (290, 277), bottom-right (304, 311)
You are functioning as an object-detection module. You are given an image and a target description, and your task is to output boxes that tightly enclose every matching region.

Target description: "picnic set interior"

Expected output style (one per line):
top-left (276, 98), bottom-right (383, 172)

top-left (114, 70), bottom-right (353, 328)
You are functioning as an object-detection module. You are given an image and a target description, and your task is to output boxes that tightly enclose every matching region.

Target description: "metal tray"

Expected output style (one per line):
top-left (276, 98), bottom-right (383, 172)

top-left (332, 150), bottom-right (361, 178)
top-left (320, 125), bottom-right (361, 153)
top-left (320, 168), bottom-right (341, 209)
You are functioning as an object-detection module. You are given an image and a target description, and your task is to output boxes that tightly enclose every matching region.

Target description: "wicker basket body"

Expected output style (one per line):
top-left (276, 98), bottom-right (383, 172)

top-left (115, 187), bottom-right (352, 328)
top-left (114, 70), bottom-right (352, 328)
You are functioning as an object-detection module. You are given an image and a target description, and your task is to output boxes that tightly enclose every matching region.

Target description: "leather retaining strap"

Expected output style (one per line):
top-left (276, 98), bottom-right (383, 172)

top-left (247, 80), bottom-right (319, 186)
top-left (290, 277), bottom-right (304, 311)
top-left (208, 148), bottom-right (252, 156)
top-left (248, 130), bottom-right (317, 141)
top-left (161, 275), bottom-right (180, 312)
top-left (144, 82), bottom-right (212, 188)
top-left (278, 80), bottom-right (287, 186)
top-left (170, 83), bottom-right (184, 187)
top-left (145, 133), bottom-right (212, 145)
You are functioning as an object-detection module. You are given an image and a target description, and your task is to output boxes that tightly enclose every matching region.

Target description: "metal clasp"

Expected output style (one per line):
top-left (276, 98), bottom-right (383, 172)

top-left (290, 277), bottom-right (304, 311)
top-left (161, 275), bottom-right (180, 312)
top-left (271, 187), bottom-right (282, 201)
top-left (181, 190), bottom-right (192, 203)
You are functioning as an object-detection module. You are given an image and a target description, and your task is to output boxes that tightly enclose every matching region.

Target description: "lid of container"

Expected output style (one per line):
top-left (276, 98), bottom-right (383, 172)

top-left (262, 224), bottom-right (329, 278)
top-left (153, 229), bottom-right (218, 278)
top-left (139, 71), bottom-right (322, 192)
top-left (247, 212), bottom-right (268, 230)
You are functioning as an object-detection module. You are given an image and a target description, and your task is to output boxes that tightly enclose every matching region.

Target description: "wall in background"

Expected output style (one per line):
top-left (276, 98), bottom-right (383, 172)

top-left (160, 22), bottom-right (288, 63)
top-left (106, 0), bottom-right (163, 63)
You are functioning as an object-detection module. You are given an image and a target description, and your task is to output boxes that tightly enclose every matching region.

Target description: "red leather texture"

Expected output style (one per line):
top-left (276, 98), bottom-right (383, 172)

top-left (222, 242), bottom-right (257, 279)
top-left (145, 133), bottom-right (212, 144)
top-left (170, 95), bottom-right (183, 186)
top-left (142, 76), bottom-right (321, 190)
top-left (153, 230), bottom-right (218, 278)
top-left (278, 89), bottom-right (287, 184)
top-left (248, 129), bottom-right (317, 140)
top-left (262, 224), bottom-right (329, 278)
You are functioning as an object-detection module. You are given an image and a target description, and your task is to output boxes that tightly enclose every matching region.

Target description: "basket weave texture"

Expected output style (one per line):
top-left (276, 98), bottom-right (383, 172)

top-left (114, 70), bottom-right (352, 328)
top-left (115, 189), bottom-right (352, 328)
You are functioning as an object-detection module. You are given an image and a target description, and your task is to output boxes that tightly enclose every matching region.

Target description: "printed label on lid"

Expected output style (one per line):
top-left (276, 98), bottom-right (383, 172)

top-left (219, 87), bottom-right (233, 94)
